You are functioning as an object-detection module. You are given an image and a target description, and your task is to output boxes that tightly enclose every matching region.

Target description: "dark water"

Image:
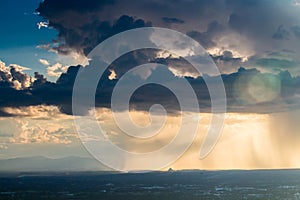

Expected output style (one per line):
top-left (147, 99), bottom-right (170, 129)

top-left (1, 170), bottom-right (300, 199)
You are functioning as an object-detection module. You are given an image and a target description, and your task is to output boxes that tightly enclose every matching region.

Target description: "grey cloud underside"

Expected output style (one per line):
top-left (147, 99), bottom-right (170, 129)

top-left (37, 1), bottom-right (152, 55)
top-left (162, 17), bottom-right (185, 24)
top-left (37, 0), bottom-right (227, 56)
top-left (272, 25), bottom-right (300, 40)
top-left (272, 25), bottom-right (291, 40)
top-left (1, 51), bottom-right (300, 115)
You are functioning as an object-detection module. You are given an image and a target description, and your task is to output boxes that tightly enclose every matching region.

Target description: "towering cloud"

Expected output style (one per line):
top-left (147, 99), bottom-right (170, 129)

top-left (37, 0), bottom-right (151, 55)
top-left (37, 0), bottom-right (300, 75)
top-left (2, 0), bottom-right (300, 116)
top-left (0, 61), bottom-right (33, 90)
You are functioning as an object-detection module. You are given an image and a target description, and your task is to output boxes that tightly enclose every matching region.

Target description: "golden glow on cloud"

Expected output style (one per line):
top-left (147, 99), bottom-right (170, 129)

top-left (0, 106), bottom-right (77, 146)
top-left (1, 106), bottom-right (300, 170)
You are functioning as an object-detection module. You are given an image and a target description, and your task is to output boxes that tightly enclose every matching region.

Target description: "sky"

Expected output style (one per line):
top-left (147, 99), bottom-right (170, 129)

top-left (1, 0), bottom-right (300, 171)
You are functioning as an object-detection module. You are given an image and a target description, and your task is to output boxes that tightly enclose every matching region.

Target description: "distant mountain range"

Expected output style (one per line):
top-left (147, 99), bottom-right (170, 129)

top-left (0, 156), bottom-right (110, 172)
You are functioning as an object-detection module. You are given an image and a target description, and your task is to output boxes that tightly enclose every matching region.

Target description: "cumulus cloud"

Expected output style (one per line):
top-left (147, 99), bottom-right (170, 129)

top-left (0, 61), bottom-right (33, 90)
top-left (13, 119), bottom-right (72, 144)
top-left (0, 61), bottom-right (12, 83)
top-left (47, 63), bottom-right (69, 77)
top-left (1, 59), bottom-right (300, 115)
top-left (0, 106), bottom-right (77, 145)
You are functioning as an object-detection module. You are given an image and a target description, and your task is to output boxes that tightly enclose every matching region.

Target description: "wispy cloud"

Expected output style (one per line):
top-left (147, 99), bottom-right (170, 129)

top-left (39, 59), bottom-right (50, 66)
top-left (37, 21), bottom-right (49, 29)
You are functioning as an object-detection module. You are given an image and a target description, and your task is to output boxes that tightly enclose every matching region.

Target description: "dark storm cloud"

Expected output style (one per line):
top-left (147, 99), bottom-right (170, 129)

top-left (187, 21), bottom-right (225, 49)
top-left (226, 1), bottom-right (300, 43)
top-left (272, 25), bottom-right (291, 40)
top-left (37, 0), bottom-right (114, 15)
top-left (254, 58), bottom-right (297, 71)
top-left (45, 14), bottom-right (151, 55)
top-left (162, 17), bottom-right (185, 24)
top-left (224, 0), bottom-right (300, 71)
top-left (271, 25), bottom-right (300, 42)
top-left (0, 109), bottom-right (15, 117)
top-left (37, 0), bottom-right (300, 76)
top-left (37, 0), bottom-right (151, 55)
top-left (16, 0), bottom-right (299, 115)
top-left (290, 25), bottom-right (300, 40)
top-left (1, 58), bottom-right (300, 115)
top-left (227, 0), bottom-right (279, 34)
top-left (37, 0), bottom-right (228, 56)
top-left (33, 72), bottom-right (48, 87)
top-left (210, 51), bottom-right (244, 73)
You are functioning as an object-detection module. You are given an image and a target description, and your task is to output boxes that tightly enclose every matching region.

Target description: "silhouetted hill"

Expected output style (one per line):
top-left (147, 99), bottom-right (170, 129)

top-left (0, 156), bottom-right (109, 172)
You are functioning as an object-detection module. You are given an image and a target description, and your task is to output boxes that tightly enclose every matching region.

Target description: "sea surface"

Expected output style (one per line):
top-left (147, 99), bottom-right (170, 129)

top-left (1, 170), bottom-right (300, 199)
